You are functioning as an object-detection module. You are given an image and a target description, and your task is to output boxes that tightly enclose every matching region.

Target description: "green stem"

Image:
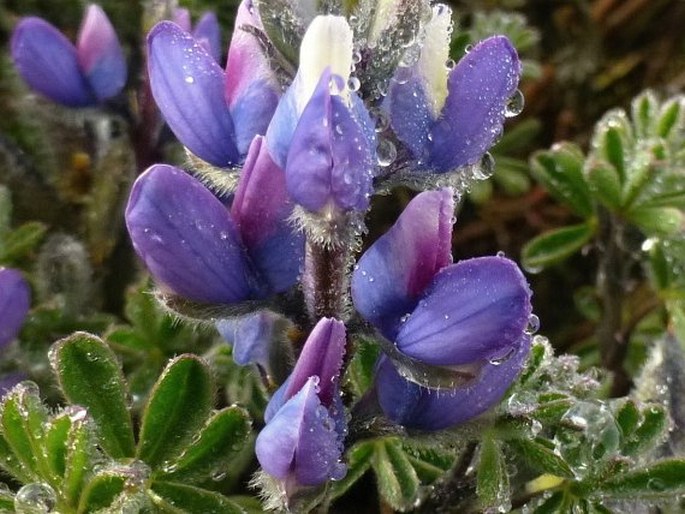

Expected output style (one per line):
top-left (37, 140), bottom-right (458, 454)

top-left (596, 210), bottom-right (632, 396)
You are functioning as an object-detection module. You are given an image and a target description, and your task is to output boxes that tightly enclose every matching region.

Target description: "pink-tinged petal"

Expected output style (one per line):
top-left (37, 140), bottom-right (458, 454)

top-left (396, 256), bottom-right (532, 366)
top-left (225, 0), bottom-right (279, 155)
top-left (11, 17), bottom-right (94, 107)
top-left (352, 190), bottom-right (454, 338)
top-left (77, 4), bottom-right (127, 101)
top-left (256, 377), bottom-right (346, 485)
top-left (0, 269), bottom-right (30, 348)
top-left (147, 21), bottom-right (239, 167)
top-left (125, 165), bottom-right (258, 304)
top-left (428, 36), bottom-right (521, 171)
top-left (193, 12), bottom-right (222, 63)
top-left (376, 336), bottom-right (531, 430)
top-left (231, 136), bottom-right (303, 293)
top-left (286, 70), bottom-right (373, 212)
top-left (283, 318), bottom-right (346, 407)
top-left (173, 8), bottom-right (191, 31)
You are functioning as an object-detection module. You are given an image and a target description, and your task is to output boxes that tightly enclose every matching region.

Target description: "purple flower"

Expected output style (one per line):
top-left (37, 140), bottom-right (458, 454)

top-left (265, 16), bottom-right (375, 213)
top-left (351, 189), bottom-right (533, 430)
top-left (11, 4), bottom-right (126, 107)
top-left (0, 268), bottom-right (30, 348)
top-left (173, 9), bottom-right (222, 63)
top-left (125, 135), bottom-right (303, 304)
top-left (147, 0), bottom-right (279, 167)
top-left (256, 317), bottom-right (347, 488)
top-left (385, 5), bottom-right (520, 172)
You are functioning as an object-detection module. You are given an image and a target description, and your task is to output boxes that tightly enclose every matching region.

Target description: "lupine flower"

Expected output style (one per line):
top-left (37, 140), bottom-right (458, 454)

top-left (351, 189), bottom-right (533, 430)
top-left (215, 310), bottom-right (294, 383)
top-left (256, 317), bottom-right (347, 489)
top-left (125, 135), bottom-right (303, 304)
top-left (173, 9), bottom-right (222, 63)
top-left (265, 15), bottom-right (375, 213)
top-left (0, 269), bottom-right (30, 395)
top-left (148, 0), bottom-right (280, 166)
top-left (11, 4), bottom-right (126, 107)
top-left (385, 5), bottom-right (521, 172)
top-left (0, 268), bottom-right (30, 349)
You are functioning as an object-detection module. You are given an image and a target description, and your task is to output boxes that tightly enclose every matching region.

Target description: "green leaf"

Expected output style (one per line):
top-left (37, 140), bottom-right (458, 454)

top-left (372, 438), bottom-right (420, 511)
top-left (0, 433), bottom-right (31, 483)
top-left (50, 332), bottom-right (135, 459)
top-left (0, 221), bottom-right (47, 263)
top-left (0, 382), bottom-right (48, 482)
top-left (530, 143), bottom-right (593, 217)
top-left (533, 490), bottom-right (566, 514)
top-left (150, 481), bottom-right (246, 514)
top-left (137, 355), bottom-right (214, 469)
top-left (477, 436), bottom-right (510, 512)
top-left (494, 159), bottom-right (531, 196)
top-left (327, 442), bottom-right (374, 504)
top-left (159, 406), bottom-right (251, 483)
top-left (77, 473), bottom-right (125, 513)
top-left (615, 400), bottom-right (640, 439)
top-left (656, 98), bottom-right (683, 138)
top-left (522, 222), bottom-right (595, 270)
top-left (63, 409), bottom-right (95, 507)
top-left (403, 444), bottom-right (454, 483)
top-left (346, 338), bottom-right (381, 398)
top-left (0, 486), bottom-right (14, 511)
top-left (627, 207), bottom-right (684, 236)
top-left (598, 459), bottom-right (685, 498)
top-left (623, 405), bottom-right (668, 456)
top-left (43, 411), bottom-right (71, 479)
top-left (585, 160), bottom-right (622, 210)
top-left (507, 438), bottom-right (574, 478)
top-left (631, 91), bottom-right (657, 139)
top-left (591, 110), bottom-right (633, 182)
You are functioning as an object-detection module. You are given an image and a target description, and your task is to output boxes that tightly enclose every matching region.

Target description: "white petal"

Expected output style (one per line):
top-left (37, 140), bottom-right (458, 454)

top-left (297, 15), bottom-right (353, 109)
top-left (416, 4), bottom-right (452, 117)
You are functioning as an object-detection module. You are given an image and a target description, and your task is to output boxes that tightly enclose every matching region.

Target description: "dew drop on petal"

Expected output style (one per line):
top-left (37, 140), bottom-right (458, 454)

top-left (525, 314), bottom-right (540, 335)
top-left (505, 89), bottom-right (525, 118)
top-left (376, 138), bottom-right (397, 167)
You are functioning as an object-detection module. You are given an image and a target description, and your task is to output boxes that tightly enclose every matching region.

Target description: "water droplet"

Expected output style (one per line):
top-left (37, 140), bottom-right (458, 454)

top-left (445, 58), bottom-right (455, 70)
top-left (15, 483), bottom-right (56, 513)
top-left (505, 89), bottom-right (525, 118)
top-left (648, 478), bottom-right (666, 492)
top-left (488, 346), bottom-right (516, 366)
top-left (184, 76), bottom-right (195, 84)
top-left (464, 44), bottom-right (474, 54)
top-left (377, 139), bottom-right (397, 167)
top-left (525, 314), bottom-right (540, 335)
top-left (211, 469), bottom-right (227, 481)
top-left (347, 76), bottom-right (361, 92)
top-left (473, 152), bottom-right (496, 179)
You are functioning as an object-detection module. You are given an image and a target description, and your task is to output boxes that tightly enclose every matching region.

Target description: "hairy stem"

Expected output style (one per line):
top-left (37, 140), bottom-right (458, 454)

top-left (302, 240), bottom-right (351, 321)
top-left (596, 210), bottom-right (632, 396)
